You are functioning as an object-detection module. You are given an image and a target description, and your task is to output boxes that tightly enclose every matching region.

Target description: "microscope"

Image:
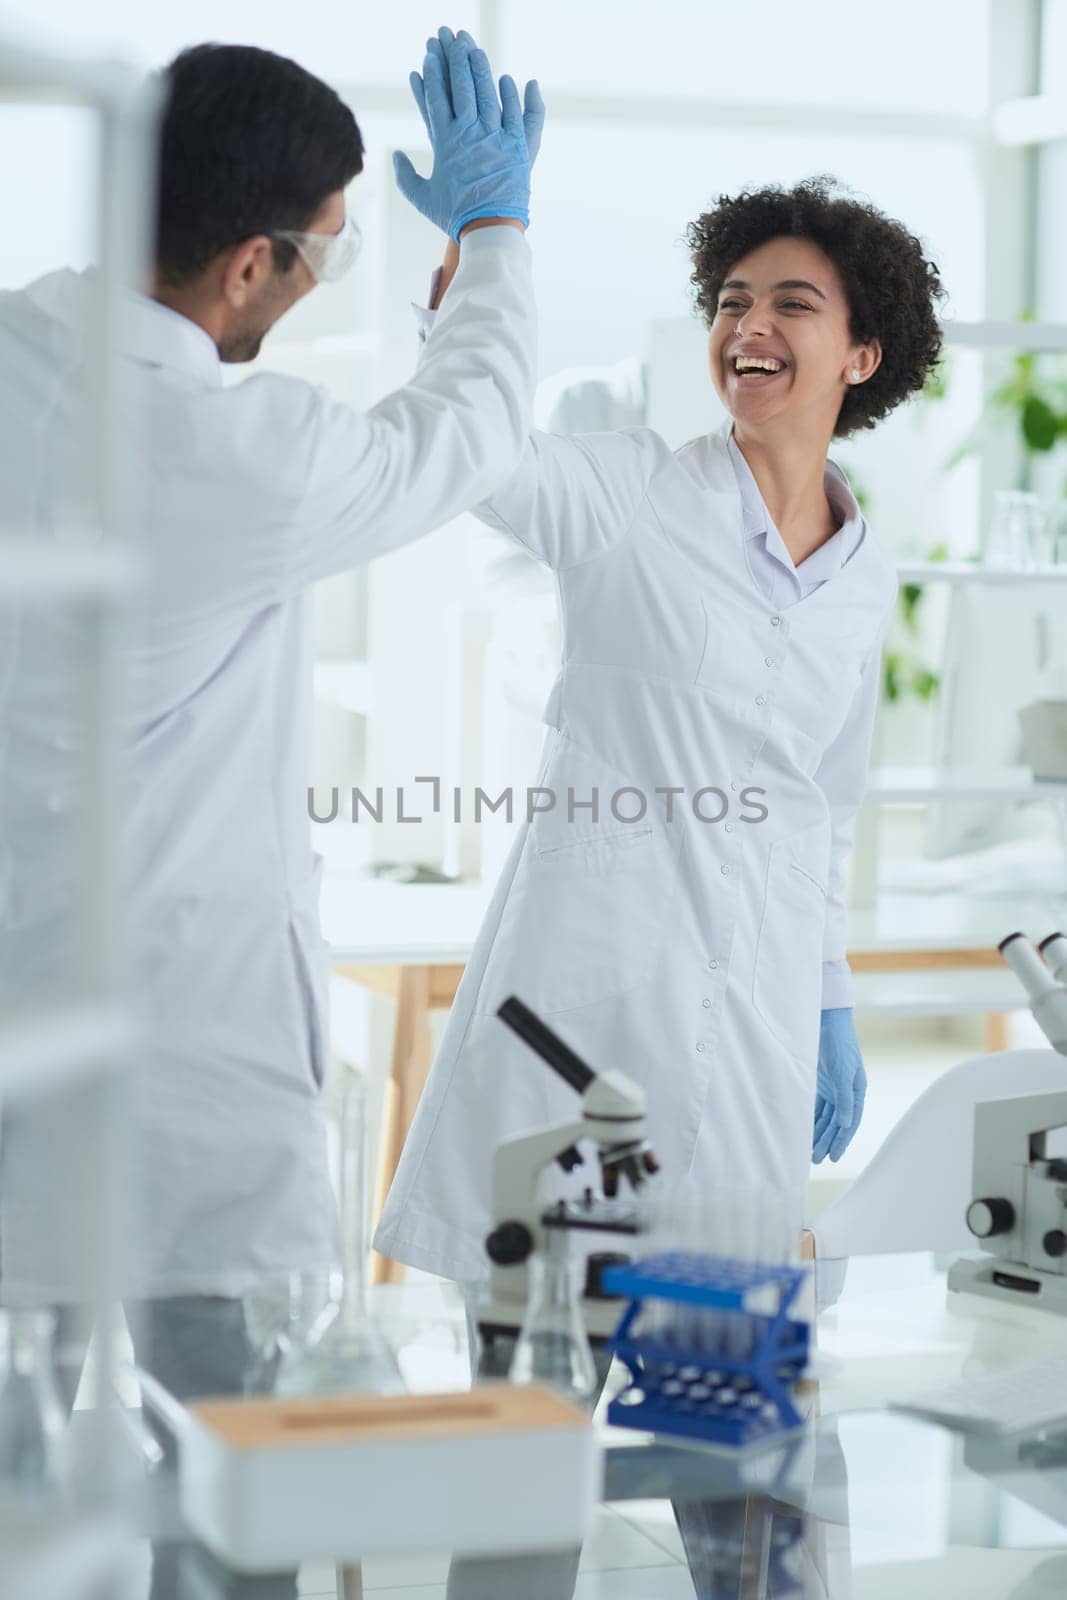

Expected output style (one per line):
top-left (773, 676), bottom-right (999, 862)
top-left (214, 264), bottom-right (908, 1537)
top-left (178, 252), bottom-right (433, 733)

top-left (948, 930), bottom-right (1067, 1313)
top-left (478, 997), bottom-right (660, 1343)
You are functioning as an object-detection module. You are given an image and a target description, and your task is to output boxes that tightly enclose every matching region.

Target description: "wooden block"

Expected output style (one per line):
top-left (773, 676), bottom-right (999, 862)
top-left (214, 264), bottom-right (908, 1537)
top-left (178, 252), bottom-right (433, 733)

top-left (847, 947), bottom-right (1003, 973)
top-left (190, 1384), bottom-right (588, 1451)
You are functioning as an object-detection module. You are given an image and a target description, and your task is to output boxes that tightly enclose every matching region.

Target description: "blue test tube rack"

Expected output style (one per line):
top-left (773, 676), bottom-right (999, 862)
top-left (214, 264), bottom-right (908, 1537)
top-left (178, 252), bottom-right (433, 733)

top-left (602, 1252), bottom-right (810, 1449)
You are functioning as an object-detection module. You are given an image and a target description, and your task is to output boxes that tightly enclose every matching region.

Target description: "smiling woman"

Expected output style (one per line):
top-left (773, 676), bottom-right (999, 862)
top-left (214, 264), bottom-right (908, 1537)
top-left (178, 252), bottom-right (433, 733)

top-left (376, 175), bottom-right (946, 1285)
top-left (690, 176), bottom-right (945, 439)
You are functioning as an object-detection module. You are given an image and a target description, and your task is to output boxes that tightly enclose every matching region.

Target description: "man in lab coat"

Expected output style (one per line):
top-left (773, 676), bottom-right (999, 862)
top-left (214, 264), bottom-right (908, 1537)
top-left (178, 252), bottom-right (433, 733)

top-left (0, 29), bottom-right (542, 1432)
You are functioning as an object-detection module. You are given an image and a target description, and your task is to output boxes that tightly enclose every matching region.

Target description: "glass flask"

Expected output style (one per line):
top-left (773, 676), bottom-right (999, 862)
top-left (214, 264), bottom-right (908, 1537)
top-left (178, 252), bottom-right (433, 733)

top-left (244, 1269), bottom-right (333, 1396)
top-left (509, 1230), bottom-right (597, 1405)
top-left (274, 1072), bottom-right (405, 1397)
top-left (0, 1310), bottom-right (70, 1499)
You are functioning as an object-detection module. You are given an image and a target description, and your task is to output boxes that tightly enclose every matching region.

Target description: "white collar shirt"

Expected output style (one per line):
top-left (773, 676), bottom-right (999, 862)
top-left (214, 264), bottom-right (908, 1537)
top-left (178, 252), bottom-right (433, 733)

top-left (727, 429), bottom-right (866, 609)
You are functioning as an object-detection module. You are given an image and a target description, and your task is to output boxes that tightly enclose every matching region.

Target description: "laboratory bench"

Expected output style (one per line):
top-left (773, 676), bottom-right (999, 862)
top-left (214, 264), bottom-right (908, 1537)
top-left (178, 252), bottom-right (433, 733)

top-left (113, 1252), bottom-right (1067, 1599)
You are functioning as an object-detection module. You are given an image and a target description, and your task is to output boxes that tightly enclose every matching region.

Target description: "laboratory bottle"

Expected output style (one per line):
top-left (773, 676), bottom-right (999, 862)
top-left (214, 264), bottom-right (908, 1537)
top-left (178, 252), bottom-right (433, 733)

top-left (509, 1229), bottom-right (598, 1405)
top-left (275, 1071), bottom-right (405, 1397)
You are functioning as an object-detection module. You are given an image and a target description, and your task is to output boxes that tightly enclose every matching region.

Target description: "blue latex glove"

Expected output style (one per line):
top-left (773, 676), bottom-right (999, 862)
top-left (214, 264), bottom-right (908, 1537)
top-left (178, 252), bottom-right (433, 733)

top-left (394, 26), bottom-right (545, 240)
top-left (812, 1007), bottom-right (867, 1164)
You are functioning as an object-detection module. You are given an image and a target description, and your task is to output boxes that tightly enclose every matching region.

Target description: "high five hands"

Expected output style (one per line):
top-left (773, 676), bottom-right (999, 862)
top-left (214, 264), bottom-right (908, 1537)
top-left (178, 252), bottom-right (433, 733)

top-left (393, 25), bottom-right (545, 241)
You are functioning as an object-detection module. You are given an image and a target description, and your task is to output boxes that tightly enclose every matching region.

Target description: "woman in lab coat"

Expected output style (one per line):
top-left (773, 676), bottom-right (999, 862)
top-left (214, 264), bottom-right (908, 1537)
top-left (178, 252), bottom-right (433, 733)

top-left (376, 177), bottom-right (945, 1281)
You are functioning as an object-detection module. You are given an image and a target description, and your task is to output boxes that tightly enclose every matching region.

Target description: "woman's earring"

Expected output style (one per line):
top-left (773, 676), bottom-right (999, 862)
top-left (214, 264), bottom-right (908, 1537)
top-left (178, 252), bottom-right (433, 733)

top-left (850, 369), bottom-right (861, 381)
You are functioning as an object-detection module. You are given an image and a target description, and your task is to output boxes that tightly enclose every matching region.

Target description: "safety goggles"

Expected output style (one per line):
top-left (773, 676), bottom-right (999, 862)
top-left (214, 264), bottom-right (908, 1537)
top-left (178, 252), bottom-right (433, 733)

top-left (272, 213), bottom-right (362, 283)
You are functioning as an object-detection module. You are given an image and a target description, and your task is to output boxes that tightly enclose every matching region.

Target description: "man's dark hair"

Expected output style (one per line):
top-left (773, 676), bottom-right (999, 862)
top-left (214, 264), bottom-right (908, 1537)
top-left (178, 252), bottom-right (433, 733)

top-left (686, 176), bottom-right (945, 438)
top-left (156, 44), bottom-right (364, 285)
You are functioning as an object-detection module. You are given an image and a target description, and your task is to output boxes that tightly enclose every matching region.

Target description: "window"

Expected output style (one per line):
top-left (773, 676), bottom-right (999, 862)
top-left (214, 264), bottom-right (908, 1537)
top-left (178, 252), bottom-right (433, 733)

top-left (1, 2), bottom-right (478, 78)
top-left (0, 107), bottom-right (99, 287)
top-left (498, 0), bottom-right (991, 115)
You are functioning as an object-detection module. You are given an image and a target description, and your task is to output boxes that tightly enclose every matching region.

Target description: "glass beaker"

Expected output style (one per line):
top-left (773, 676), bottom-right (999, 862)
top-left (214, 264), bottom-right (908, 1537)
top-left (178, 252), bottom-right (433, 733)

top-left (1048, 501), bottom-right (1067, 566)
top-left (0, 1310), bottom-right (70, 1499)
top-left (987, 490), bottom-right (1043, 568)
top-left (509, 1230), bottom-right (597, 1405)
top-left (274, 1072), bottom-right (405, 1397)
top-left (243, 1269), bottom-right (334, 1396)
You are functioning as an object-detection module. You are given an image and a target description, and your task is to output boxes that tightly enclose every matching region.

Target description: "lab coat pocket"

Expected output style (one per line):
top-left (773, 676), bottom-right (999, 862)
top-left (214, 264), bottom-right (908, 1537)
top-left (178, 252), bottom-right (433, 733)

top-left (751, 824), bottom-right (829, 1065)
top-left (474, 822), bottom-right (677, 1016)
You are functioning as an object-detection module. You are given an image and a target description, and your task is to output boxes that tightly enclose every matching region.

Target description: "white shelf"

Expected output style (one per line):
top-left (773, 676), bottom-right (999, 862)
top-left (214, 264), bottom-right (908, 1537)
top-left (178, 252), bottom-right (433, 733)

top-left (313, 658), bottom-right (374, 715)
top-left (865, 765), bottom-right (1067, 803)
top-left (0, 541), bottom-right (129, 599)
top-left (0, 1003), bottom-right (131, 1100)
top-left (324, 876), bottom-right (493, 966)
top-left (895, 560), bottom-right (1067, 585)
top-left (853, 966), bottom-right (1027, 1018)
top-left (847, 889), bottom-right (1066, 954)
top-left (940, 320), bottom-right (1067, 353)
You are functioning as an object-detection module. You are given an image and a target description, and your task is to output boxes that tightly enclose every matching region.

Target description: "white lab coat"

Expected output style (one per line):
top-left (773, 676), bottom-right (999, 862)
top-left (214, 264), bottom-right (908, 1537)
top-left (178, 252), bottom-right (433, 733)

top-left (0, 226), bottom-right (536, 1301)
top-left (375, 424), bottom-right (897, 1283)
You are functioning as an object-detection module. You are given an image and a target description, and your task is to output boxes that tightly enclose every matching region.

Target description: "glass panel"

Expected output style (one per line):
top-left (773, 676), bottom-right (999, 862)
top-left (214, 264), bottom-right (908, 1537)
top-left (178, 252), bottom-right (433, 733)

top-left (499, 0), bottom-right (991, 114)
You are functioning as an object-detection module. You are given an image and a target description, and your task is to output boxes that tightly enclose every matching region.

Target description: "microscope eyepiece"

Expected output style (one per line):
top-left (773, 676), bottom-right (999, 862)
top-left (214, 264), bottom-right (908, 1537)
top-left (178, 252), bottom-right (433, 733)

top-left (497, 996), bottom-right (595, 1093)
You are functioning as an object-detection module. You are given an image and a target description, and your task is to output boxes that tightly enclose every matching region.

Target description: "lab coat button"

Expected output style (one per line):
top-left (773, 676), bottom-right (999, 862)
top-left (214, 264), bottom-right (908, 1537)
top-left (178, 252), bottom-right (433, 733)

top-left (720, 864), bottom-right (730, 876)
top-left (755, 695), bottom-right (766, 707)
top-left (708, 960), bottom-right (719, 971)
top-left (770, 615), bottom-right (781, 627)
top-left (724, 823), bottom-right (733, 833)
top-left (696, 1042), bottom-right (706, 1053)
top-left (765, 657), bottom-right (776, 667)
top-left (702, 998), bottom-right (711, 1008)
top-left (730, 781), bottom-right (739, 791)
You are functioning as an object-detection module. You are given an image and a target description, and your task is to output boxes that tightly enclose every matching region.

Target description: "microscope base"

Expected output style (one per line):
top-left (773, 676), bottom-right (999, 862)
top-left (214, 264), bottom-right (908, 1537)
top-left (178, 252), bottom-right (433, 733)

top-left (948, 1254), bottom-right (1067, 1317)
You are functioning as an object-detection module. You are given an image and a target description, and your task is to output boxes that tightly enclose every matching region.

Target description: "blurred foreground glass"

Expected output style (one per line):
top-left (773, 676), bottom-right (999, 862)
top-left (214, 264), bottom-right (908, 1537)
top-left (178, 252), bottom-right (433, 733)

top-left (509, 1230), bottom-right (597, 1405)
top-left (0, 1310), bottom-right (69, 1501)
top-left (274, 1072), bottom-right (404, 1397)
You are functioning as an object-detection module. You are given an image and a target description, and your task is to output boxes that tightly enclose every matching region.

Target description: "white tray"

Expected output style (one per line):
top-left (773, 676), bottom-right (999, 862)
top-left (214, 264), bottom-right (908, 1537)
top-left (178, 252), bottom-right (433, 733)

top-left (155, 1380), bottom-right (600, 1574)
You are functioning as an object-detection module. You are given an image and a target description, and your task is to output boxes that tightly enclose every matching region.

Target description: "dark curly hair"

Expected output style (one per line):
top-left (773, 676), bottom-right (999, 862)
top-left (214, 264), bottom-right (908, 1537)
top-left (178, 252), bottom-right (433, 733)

top-left (157, 44), bottom-right (364, 285)
top-left (686, 176), bottom-right (944, 438)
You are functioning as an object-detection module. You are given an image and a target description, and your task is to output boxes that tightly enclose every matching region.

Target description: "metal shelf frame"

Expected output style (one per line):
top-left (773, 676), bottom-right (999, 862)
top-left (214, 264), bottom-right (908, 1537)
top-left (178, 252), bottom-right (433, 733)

top-left (0, 33), bottom-right (160, 1600)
